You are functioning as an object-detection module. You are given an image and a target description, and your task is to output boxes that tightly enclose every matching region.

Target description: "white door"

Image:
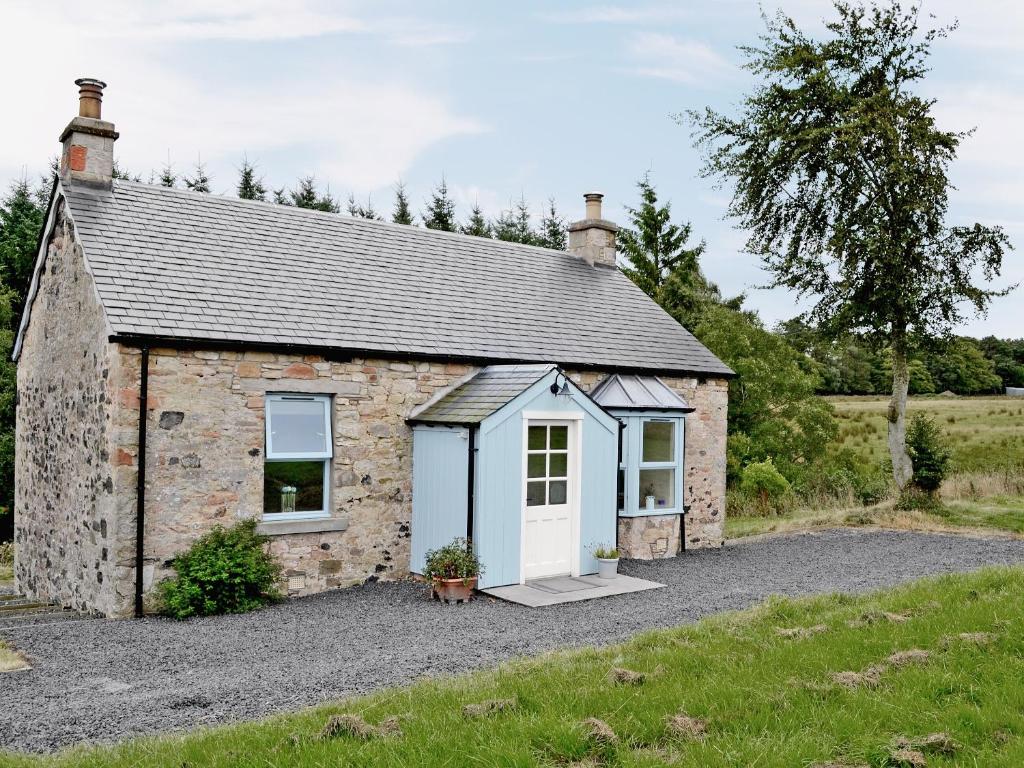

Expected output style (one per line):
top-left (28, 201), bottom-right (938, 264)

top-left (523, 421), bottom-right (575, 580)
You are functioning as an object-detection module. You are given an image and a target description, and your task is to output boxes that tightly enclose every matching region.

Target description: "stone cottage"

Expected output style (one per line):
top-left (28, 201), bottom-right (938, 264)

top-left (14, 79), bottom-right (732, 617)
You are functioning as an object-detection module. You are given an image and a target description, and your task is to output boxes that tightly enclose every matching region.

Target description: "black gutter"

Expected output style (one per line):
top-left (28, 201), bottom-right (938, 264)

top-left (109, 333), bottom-right (737, 380)
top-left (134, 346), bottom-right (150, 618)
top-left (466, 428), bottom-right (476, 545)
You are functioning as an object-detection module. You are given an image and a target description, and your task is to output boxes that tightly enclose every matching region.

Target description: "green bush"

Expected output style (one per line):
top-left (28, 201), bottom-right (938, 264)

top-left (739, 459), bottom-right (792, 515)
top-left (423, 537), bottom-right (483, 583)
top-left (159, 519), bottom-right (281, 619)
top-left (906, 412), bottom-right (951, 494)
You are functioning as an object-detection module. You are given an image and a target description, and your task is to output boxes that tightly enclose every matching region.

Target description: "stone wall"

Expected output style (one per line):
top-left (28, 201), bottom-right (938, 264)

top-left (569, 371), bottom-right (729, 558)
top-left (14, 199), bottom-right (123, 614)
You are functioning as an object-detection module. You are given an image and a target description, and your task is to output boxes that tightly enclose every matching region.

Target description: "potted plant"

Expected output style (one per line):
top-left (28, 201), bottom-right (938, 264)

top-left (423, 537), bottom-right (483, 603)
top-left (593, 545), bottom-right (620, 579)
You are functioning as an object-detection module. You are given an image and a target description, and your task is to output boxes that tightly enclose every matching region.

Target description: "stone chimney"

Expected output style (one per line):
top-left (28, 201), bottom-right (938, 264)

top-left (59, 78), bottom-right (118, 188)
top-left (568, 192), bottom-right (618, 267)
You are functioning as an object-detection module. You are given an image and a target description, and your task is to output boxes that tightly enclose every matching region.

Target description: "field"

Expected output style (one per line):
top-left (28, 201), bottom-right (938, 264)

top-left (3, 566), bottom-right (1023, 766)
top-left (726, 395), bottom-right (1024, 539)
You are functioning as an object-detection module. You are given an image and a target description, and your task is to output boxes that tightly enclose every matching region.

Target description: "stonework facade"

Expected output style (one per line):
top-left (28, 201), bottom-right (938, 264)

top-left (16, 209), bottom-right (728, 617)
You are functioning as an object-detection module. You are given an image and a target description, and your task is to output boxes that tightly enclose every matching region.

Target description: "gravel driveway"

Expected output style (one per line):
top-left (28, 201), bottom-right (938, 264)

top-left (3, 528), bottom-right (1024, 753)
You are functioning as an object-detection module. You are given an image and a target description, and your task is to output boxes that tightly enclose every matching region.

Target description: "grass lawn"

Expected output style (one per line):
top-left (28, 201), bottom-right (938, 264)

top-left (4, 567), bottom-right (1024, 767)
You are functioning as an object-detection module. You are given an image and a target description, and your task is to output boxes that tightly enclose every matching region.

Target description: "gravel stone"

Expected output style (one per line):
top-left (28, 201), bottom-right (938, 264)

top-left (2, 529), bottom-right (1023, 753)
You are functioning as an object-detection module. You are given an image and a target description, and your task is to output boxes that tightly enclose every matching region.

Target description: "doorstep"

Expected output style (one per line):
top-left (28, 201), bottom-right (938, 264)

top-left (482, 574), bottom-right (664, 607)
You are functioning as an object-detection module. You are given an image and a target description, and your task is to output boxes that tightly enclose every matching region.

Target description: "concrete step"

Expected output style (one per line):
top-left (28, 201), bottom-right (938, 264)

top-left (0, 599), bottom-right (50, 612)
top-left (0, 608), bottom-right (92, 630)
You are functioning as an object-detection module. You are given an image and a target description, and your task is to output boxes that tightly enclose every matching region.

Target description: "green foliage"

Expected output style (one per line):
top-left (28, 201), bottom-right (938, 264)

top-left (461, 202), bottom-right (491, 238)
top-left (157, 161), bottom-right (177, 188)
top-left (391, 182), bottom-right (414, 225)
top-left (905, 412), bottom-right (951, 494)
top-left (536, 198), bottom-right (566, 250)
top-left (346, 194), bottom-right (382, 220)
top-left (695, 304), bottom-right (838, 485)
top-left (739, 459), bottom-right (791, 514)
top-left (492, 197), bottom-right (536, 245)
top-left (111, 161), bottom-right (141, 182)
top-left (422, 537), bottom-right (483, 583)
top-left (924, 338), bottom-right (1002, 394)
top-left (592, 545), bottom-right (619, 560)
top-left (423, 177), bottom-right (457, 232)
top-left (0, 178), bottom-right (46, 324)
top-left (158, 519), bottom-right (281, 619)
top-left (183, 160), bottom-right (212, 193)
top-left (979, 336), bottom-right (1024, 388)
top-left (237, 158), bottom-right (267, 201)
top-left (288, 176), bottom-right (340, 212)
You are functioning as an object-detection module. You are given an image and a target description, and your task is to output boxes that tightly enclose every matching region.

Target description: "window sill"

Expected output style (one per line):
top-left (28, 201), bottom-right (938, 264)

top-left (256, 516), bottom-right (349, 536)
top-left (618, 509), bottom-right (680, 519)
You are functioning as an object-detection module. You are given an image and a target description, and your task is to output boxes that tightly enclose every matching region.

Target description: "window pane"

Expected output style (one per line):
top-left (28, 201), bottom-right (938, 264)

top-left (527, 426), bottom-right (546, 450)
top-left (639, 468), bottom-right (675, 510)
top-left (549, 452), bottom-right (567, 478)
top-left (527, 453), bottom-right (546, 478)
top-left (548, 480), bottom-right (567, 505)
top-left (526, 481), bottom-right (546, 506)
top-left (264, 460), bottom-right (326, 514)
top-left (642, 421), bottom-right (674, 463)
top-left (617, 468), bottom-right (625, 512)
top-left (549, 425), bottom-right (568, 450)
top-left (269, 398), bottom-right (328, 455)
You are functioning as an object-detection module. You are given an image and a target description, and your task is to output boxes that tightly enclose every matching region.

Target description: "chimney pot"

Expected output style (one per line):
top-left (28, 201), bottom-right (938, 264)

top-left (583, 192), bottom-right (603, 220)
top-left (568, 191), bottom-right (618, 267)
top-left (75, 78), bottom-right (107, 119)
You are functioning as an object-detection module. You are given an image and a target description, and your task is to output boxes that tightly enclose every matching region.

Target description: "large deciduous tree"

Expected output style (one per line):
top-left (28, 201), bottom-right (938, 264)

top-left (689, 1), bottom-right (1011, 487)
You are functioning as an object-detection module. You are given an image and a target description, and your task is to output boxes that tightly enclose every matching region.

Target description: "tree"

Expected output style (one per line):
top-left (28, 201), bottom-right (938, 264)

top-left (978, 336), bottom-right (1024, 389)
top-left (536, 198), bottom-right (567, 250)
top-left (111, 161), bottom-right (141, 182)
top-left (157, 159), bottom-right (177, 188)
top-left (391, 181), bottom-right (414, 225)
top-left (272, 187), bottom-right (290, 206)
top-left (0, 287), bottom-right (16, 539)
top-left (183, 159), bottom-right (212, 193)
top-left (423, 177), bottom-right (457, 231)
top-left (289, 176), bottom-right (340, 212)
top-left (690, 1), bottom-right (1011, 488)
top-left (492, 196), bottom-right (536, 245)
top-left (618, 173), bottom-right (705, 298)
top-left (461, 202), bottom-right (491, 238)
top-left (237, 158), bottom-right (267, 201)
top-left (0, 178), bottom-right (46, 328)
top-left (346, 193), bottom-right (382, 220)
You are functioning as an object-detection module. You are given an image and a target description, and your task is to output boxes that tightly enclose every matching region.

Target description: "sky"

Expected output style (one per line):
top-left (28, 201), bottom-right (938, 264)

top-left (1, 1), bottom-right (1021, 337)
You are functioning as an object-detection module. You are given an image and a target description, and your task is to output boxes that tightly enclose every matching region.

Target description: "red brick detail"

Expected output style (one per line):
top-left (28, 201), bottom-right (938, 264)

top-left (114, 448), bottom-right (134, 466)
top-left (282, 362), bottom-right (316, 379)
top-left (69, 145), bottom-right (87, 172)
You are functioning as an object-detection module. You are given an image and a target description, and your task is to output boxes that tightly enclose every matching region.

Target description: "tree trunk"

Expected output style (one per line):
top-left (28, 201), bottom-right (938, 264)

top-left (887, 333), bottom-right (913, 488)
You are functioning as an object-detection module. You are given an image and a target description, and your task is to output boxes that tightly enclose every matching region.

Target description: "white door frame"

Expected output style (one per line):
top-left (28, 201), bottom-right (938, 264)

top-left (519, 411), bottom-right (583, 583)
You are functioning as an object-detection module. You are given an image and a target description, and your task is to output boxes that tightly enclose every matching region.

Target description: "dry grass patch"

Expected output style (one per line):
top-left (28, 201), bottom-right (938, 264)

top-left (832, 665), bottom-right (885, 689)
top-left (886, 649), bottom-right (931, 667)
top-left (607, 667), bottom-right (645, 685)
top-left (664, 712), bottom-right (707, 741)
top-left (893, 732), bottom-right (959, 755)
top-left (887, 747), bottom-right (926, 766)
top-left (320, 714), bottom-right (375, 741)
top-left (462, 698), bottom-right (516, 718)
top-left (580, 717), bottom-right (618, 747)
top-left (0, 640), bottom-right (29, 673)
top-left (775, 623), bottom-right (828, 638)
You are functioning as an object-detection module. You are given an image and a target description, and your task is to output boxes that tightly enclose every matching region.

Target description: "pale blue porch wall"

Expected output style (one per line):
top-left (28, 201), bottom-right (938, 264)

top-left (475, 370), bottom-right (619, 589)
top-left (409, 425), bottom-right (470, 574)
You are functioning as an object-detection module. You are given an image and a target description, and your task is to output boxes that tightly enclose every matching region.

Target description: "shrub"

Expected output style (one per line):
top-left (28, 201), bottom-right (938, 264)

top-left (593, 545), bottom-right (620, 560)
top-left (423, 537), bottom-right (483, 583)
top-left (739, 459), bottom-right (791, 514)
top-left (159, 519), bottom-right (281, 619)
top-left (906, 412), bottom-right (951, 494)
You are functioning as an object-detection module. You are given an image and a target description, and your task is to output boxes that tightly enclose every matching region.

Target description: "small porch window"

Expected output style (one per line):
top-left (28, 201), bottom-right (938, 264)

top-left (615, 414), bottom-right (684, 516)
top-left (264, 394), bottom-right (332, 520)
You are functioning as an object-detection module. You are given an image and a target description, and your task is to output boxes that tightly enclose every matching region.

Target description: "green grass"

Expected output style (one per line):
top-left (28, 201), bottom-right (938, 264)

top-left (829, 394), bottom-right (1024, 473)
top-left (936, 496), bottom-right (1024, 535)
top-left (6, 567), bottom-right (1024, 766)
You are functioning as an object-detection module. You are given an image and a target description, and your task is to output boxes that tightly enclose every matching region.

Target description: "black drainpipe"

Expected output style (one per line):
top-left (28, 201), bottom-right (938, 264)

top-left (134, 346), bottom-right (150, 618)
top-left (465, 427), bottom-right (476, 545)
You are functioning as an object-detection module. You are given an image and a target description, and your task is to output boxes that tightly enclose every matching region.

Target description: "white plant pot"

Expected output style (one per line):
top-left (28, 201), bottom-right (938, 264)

top-left (645, 495), bottom-right (656, 511)
top-left (597, 557), bottom-right (619, 579)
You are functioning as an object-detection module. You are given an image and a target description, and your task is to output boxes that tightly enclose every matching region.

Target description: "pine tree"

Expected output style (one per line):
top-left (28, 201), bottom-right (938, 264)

top-left (290, 176), bottom-right (339, 213)
top-left (617, 173), bottom-right (704, 297)
top-left (492, 196), bottom-right (536, 245)
top-left (272, 187), bottom-right (290, 205)
top-left (536, 197), bottom-right (566, 250)
top-left (111, 161), bottom-right (140, 182)
top-left (0, 178), bottom-right (46, 326)
top-left (423, 177), bottom-right (457, 232)
top-left (391, 181), bottom-right (414, 225)
top-left (346, 193), bottom-right (382, 220)
top-left (237, 158), bottom-right (267, 201)
top-left (461, 202), bottom-right (491, 238)
top-left (184, 159), bottom-right (211, 193)
top-left (158, 160), bottom-right (177, 188)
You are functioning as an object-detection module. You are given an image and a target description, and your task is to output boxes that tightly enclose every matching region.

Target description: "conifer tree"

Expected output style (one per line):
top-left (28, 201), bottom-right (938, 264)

top-left (536, 198), bottom-right (566, 250)
top-left (0, 178), bottom-right (46, 326)
top-left (290, 176), bottom-right (340, 212)
top-left (272, 187), bottom-right (290, 205)
top-left (184, 159), bottom-right (211, 193)
top-left (461, 202), bottom-right (491, 238)
top-left (492, 196), bottom-right (536, 245)
top-left (237, 158), bottom-right (267, 201)
top-left (158, 160), bottom-right (177, 188)
top-left (423, 177), bottom-right (457, 232)
top-left (391, 181), bottom-right (414, 225)
top-left (111, 161), bottom-right (140, 182)
top-left (346, 194), bottom-right (382, 220)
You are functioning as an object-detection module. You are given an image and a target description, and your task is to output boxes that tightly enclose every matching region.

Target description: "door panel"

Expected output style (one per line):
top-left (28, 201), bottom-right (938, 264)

top-left (523, 421), bottom-right (573, 580)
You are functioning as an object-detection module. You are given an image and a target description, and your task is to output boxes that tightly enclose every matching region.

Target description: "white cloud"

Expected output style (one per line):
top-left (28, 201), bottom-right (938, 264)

top-left (541, 5), bottom-right (690, 25)
top-left (626, 33), bottom-right (735, 85)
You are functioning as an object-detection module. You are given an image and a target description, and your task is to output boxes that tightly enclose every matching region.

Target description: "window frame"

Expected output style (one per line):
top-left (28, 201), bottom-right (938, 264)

top-left (614, 412), bottom-right (685, 517)
top-left (263, 393), bottom-right (333, 521)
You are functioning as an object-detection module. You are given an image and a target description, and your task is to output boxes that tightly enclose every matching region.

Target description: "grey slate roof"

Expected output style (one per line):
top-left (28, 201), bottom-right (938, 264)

top-left (591, 374), bottom-right (694, 411)
top-left (57, 180), bottom-right (733, 375)
top-left (409, 364), bottom-right (555, 424)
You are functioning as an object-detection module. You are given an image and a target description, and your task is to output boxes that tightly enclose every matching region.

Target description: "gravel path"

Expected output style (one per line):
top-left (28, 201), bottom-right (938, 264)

top-left (3, 528), bottom-right (1024, 753)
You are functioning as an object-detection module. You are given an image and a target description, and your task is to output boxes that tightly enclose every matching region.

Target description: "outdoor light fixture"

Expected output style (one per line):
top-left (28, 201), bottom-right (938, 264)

top-left (550, 371), bottom-right (572, 397)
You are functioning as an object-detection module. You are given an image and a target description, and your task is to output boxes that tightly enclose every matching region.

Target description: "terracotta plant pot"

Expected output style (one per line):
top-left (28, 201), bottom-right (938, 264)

top-left (432, 576), bottom-right (478, 604)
